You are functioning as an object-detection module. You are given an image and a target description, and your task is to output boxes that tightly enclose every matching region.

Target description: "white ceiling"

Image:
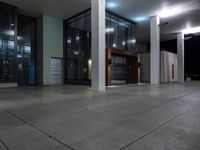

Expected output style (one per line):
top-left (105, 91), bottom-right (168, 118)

top-left (1, 0), bottom-right (200, 42)
top-left (106, 0), bottom-right (200, 41)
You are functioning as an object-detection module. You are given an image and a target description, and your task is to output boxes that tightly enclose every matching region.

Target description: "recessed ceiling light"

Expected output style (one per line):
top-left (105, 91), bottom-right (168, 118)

top-left (107, 2), bottom-right (118, 9)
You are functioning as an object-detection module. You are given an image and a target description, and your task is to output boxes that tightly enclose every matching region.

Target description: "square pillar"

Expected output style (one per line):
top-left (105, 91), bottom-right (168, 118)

top-left (177, 33), bottom-right (185, 82)
top-left (150, 16), bottom-right (160, 84)
top-left (91, 0), bottom-right (106, 91)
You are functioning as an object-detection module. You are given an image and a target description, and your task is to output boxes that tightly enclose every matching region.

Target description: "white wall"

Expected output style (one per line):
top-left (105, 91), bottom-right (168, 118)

top-left (161, 51), bottom-right (177, 83)
top-left (140, 51), bottom-right (177, 83)
top-left (37, 15), bottom-right (63, 85)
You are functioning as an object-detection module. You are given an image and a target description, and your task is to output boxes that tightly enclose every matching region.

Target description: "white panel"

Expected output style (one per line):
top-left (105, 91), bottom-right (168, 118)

top-left (50, 58), bottom-right (63, 85)
top-left (160, 51), bottom-right (177, 83)
top-left (91, 0), bottom-right (106, 91)
top-left (141, 51), bottom-right (178, 83)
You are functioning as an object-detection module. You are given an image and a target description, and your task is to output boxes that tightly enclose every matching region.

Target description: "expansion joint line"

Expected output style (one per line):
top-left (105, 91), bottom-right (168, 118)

top-left (119, 102), bottom-right (200, 150)
top-left (0, 138), bottom-right (9, 150)
top-left (0, 106), bottom-right (75, 150)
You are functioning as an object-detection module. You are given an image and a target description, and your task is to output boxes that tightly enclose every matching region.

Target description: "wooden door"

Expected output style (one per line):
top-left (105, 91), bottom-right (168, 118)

top-left (127, 57), bottom-right (138, 83)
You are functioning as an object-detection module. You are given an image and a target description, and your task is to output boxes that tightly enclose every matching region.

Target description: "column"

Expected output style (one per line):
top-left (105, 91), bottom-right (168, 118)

top-left (150, 16), bottom-right (160, 84)
top-left (91, 0), bottom-right (106, 91)
top-left (37, 15), bottom-right (63, 85)
top-left (177, 32), bottom-right (185, 82)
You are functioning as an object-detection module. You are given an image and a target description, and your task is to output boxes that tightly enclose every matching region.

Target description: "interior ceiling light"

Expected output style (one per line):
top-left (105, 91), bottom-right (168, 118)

top-left (4, 30), bottom-right (15, 36)
top-left (113, 43), bottom-right (116, 47)
top-left (106, 28), bottom-right (114, 33)
top-left (128, 39), bottom-right (136, 43)
top-left (158, 7), bottom-right (183, 18)
top-left (67, 39), bottom-right (71, 44)
top-left (183, 26), bottom-right (200, 34)
top-left (17, 36), bottom-right (23, 40)
top-left (106, 2), bottom-right (118, 9)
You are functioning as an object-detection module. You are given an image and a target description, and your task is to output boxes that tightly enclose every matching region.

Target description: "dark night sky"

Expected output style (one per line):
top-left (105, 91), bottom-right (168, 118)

top-left (185, 35), bottom-right (200, 79)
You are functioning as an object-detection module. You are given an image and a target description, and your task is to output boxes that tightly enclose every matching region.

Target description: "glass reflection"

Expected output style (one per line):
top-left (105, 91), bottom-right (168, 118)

top-left (17, 15), bottom-right (36, 85)
top-left (0, 5), bottom-right (15, 82)
top-left (0, 3), bottom-right (36, 85)
top-left (106, 12), bottom-right (136, 51)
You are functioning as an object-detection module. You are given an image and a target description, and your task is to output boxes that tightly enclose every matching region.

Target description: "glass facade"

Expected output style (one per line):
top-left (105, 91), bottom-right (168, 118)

top-left (0, 2), bottom-right (36, 85)
top-left (64, 9), bottom-right (136, 84)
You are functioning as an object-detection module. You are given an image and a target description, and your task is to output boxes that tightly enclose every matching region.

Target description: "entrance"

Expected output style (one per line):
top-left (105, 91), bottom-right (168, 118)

top-left (106, 48), bottom-right (138, 86)
top-left (111, 55), bottom-right (127, 85)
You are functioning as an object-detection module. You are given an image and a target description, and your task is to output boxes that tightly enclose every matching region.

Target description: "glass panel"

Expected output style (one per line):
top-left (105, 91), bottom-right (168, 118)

top-left (110, 15), bottom-right (118, 49)
top-left (111, 55), bottom-right (127, 85)
top-left (127, 23), bottom-right (136, 52)
top-left (66, 15), bottom-right (91, 83)
top-left (106, 13), bottom-right (111, 48)
top-left (17, 15), bottom-right (36, 85)
top-left (105, 12), bottom-right (136, 51)
top-left (0, 6), bottom-right (15, 82)
top-left (118, 18), bottom-right (126, 50)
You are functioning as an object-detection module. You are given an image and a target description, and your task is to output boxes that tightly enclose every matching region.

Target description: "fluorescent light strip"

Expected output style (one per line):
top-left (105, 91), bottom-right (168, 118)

top-left (106, 28), bottom-right (114, 33)
top-left (159, 7), bottom-right (182, 18)
top-left (183, 26), bottom-right (200, 34)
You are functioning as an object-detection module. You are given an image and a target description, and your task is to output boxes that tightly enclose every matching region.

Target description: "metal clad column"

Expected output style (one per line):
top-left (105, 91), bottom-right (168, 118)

top-left (150, 16), bottom-right (160, 84)
top-left (177, 32), bottom-right (185, 82)
top-left (91, 0), bottom-right (106, 91)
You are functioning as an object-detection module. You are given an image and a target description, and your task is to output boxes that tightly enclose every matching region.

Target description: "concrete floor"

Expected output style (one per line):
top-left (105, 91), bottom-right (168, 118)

top-left (0, 83), bottom-right (200, 150)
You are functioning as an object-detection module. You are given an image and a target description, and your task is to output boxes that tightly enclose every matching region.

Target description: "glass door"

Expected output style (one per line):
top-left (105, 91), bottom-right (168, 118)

top-left (111, 55), bottom-right (127, 85)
